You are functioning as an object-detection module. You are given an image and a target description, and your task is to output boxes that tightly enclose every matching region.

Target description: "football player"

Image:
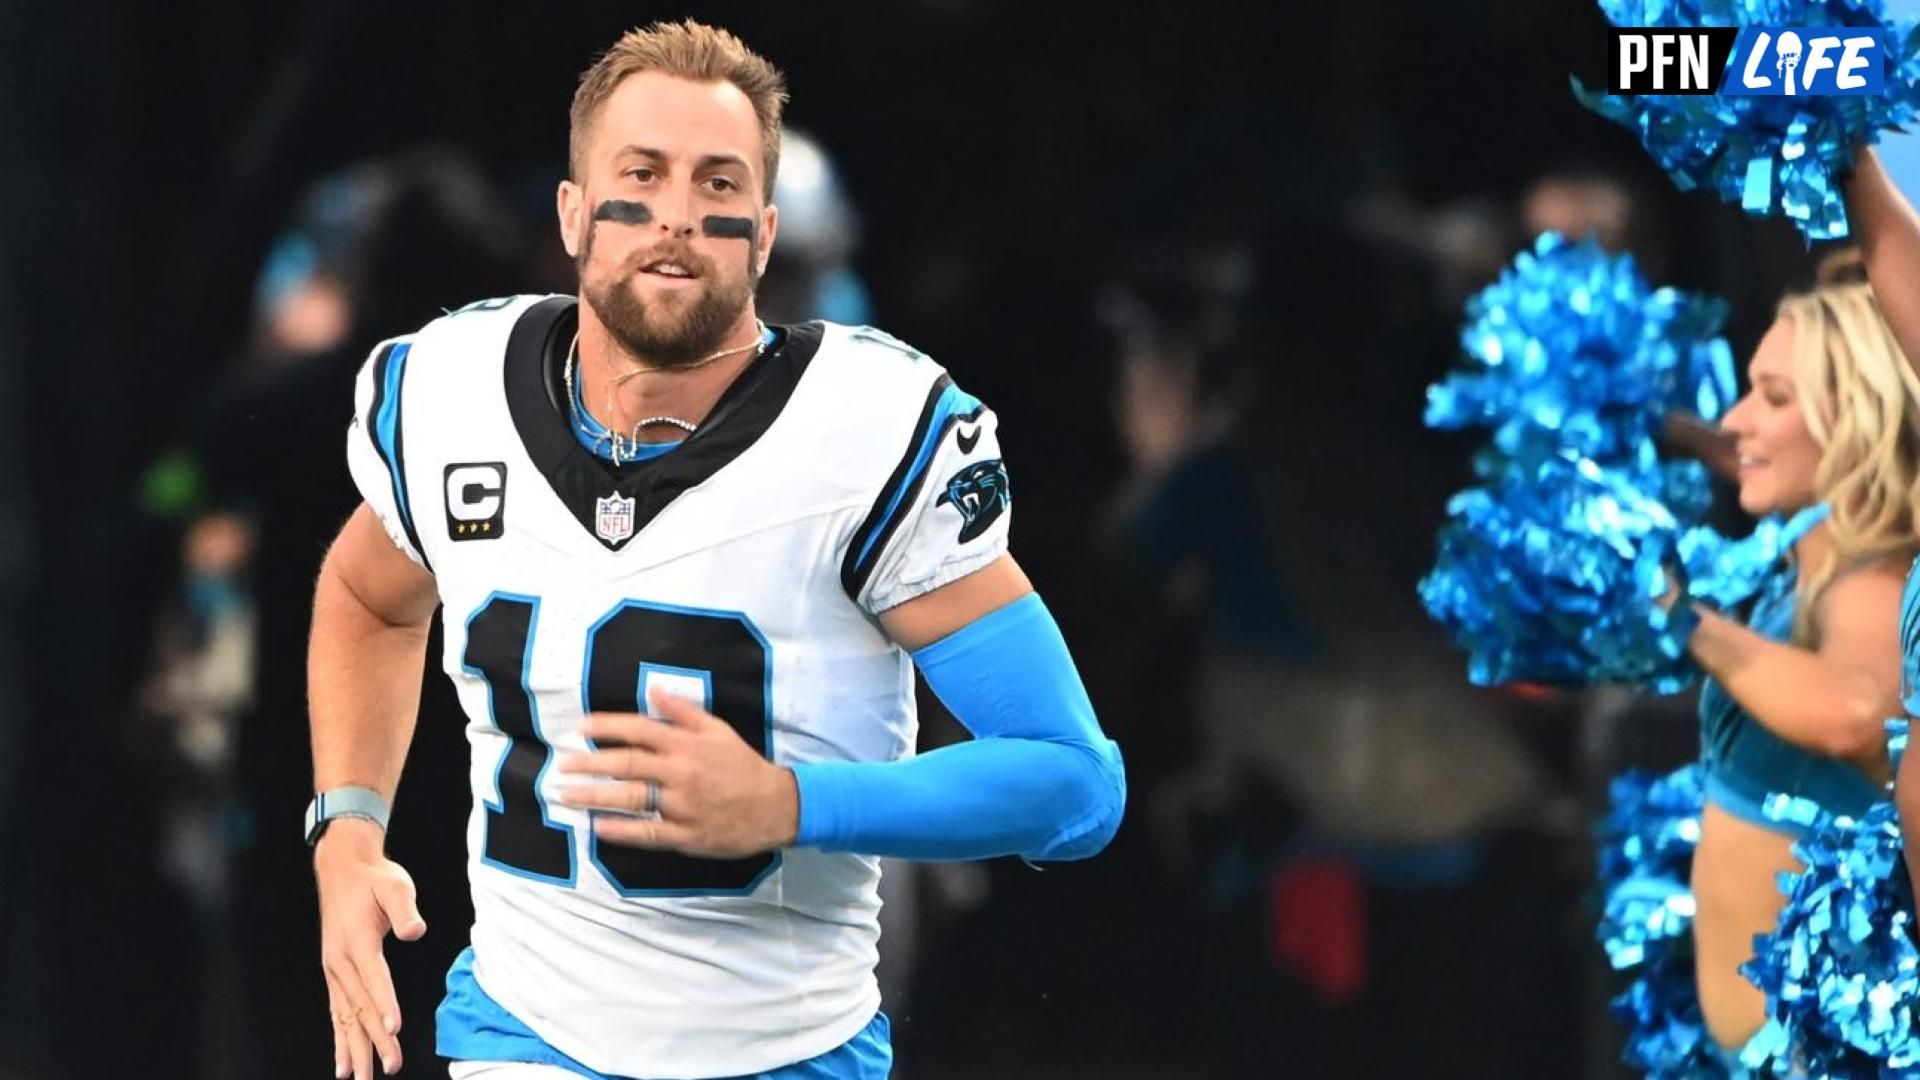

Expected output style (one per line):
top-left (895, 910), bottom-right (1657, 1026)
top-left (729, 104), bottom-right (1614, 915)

top-left (306, 20), bottom-right (1124, 1080)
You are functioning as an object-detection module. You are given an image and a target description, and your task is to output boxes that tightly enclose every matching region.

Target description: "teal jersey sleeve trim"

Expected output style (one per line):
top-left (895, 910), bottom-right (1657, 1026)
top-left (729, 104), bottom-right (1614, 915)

top-left (367, 341), bottom-right (428, 565)
top-left (840, 374), bottom-right (984, 603)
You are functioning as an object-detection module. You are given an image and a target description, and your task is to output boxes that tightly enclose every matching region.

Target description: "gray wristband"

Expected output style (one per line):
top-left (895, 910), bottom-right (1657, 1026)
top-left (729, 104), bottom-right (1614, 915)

top-left (303, 786), bottom-right (392, 846)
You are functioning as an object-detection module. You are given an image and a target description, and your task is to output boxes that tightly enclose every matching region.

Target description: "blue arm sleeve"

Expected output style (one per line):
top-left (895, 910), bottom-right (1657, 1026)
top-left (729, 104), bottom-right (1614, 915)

top-left (789, 592), bottom-right (1125, 861)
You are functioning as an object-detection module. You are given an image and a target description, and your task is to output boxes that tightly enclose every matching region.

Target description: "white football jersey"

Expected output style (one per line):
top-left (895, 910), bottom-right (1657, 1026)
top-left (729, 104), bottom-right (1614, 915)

top-left (345, 295), bottom-right (1012, 1078)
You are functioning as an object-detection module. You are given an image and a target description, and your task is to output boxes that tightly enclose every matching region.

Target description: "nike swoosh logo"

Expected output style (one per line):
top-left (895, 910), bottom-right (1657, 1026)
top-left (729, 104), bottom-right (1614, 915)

top-left (956, 424), bottom-right (981, 454)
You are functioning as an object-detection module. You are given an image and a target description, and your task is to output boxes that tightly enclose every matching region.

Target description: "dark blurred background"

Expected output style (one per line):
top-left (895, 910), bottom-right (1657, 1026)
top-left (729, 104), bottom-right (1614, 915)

top-left (4, 2), bottom-right (1913, 1078)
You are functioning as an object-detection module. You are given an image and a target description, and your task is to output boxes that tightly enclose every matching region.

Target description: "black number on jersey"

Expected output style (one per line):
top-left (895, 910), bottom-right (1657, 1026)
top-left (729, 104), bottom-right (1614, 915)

top-left (583, 602), bottom-right (777, 894)
top-left (463, 593), bottom-right (575, 885)
top-left (463, 594), bottom-right (778, 895)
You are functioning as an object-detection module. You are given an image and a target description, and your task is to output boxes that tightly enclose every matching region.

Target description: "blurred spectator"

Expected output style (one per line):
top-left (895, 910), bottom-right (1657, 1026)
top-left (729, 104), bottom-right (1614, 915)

top-left (1521, 161), bottom-right (1672, 283)
top-left (1347, 190), bottom-right (1518, 312)
top-left (1092, 227), bottom-right (1565, 1077)
top-left (755, 128), bottom-right (875, 327)
top-left (1099, 241), bottom-right (1313, 666)
top-left (1347, 163), bottom-right (1663, 319)
top-left (1523, 169), bottom-right (1634, 251)
top-left (138, 512), bottom-right (259, 906)
top-left (134, 146), bottom-right (530, 1080)
top-left (130, 512), bottom-right (258, 1078)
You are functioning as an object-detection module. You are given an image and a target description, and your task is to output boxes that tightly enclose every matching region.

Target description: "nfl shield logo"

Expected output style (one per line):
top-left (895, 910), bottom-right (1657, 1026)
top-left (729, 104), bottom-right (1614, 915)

top-left (595, 492), bottom-right (636, 544)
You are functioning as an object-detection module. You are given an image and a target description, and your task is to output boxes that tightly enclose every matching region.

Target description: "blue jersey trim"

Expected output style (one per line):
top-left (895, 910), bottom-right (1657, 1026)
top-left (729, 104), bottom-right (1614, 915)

top-left (437, 947), bottom-right (893, 1079)
top-left (567, 327), bottom-right (776, 464)
top-left (566, 350), bottom-right (682, 463)
top-left (368, 341), bottom-right (430, 568)
top-left (840, 375), bottom-right (983, 602)
top-left (856, 381), bottom-right (980, 570)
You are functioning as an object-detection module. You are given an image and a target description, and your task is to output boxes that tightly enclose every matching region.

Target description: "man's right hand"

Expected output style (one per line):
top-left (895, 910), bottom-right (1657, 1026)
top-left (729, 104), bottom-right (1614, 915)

top-left (315, 818), bottom-right (427, 1079)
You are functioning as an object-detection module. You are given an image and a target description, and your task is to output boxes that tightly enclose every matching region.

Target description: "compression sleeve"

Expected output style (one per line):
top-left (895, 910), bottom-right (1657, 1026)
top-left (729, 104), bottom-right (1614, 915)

top-left (789, 592), bottom-right (1125, 861)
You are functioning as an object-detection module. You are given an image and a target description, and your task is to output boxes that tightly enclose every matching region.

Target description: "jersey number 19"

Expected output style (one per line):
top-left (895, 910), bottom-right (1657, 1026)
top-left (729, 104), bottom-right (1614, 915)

top-left (462, 593), bottom-right (778, 896)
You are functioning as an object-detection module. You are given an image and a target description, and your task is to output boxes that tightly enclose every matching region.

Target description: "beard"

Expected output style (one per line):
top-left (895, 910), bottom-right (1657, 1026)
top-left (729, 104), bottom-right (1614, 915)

top-left (579, 222), bottom-right (756, 368)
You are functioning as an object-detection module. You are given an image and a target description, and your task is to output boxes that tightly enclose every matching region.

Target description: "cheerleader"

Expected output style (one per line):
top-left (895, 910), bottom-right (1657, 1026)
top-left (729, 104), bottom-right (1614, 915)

top-left (1680, 250), bottom-right (1920, 1059)
top-left (1845, 148), bottom-right (1920, 905)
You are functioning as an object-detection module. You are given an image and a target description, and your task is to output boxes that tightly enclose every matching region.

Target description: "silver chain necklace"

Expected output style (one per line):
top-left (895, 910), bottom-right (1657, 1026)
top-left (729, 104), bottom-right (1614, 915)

top-left (563, 326), bottom-right (766, 464)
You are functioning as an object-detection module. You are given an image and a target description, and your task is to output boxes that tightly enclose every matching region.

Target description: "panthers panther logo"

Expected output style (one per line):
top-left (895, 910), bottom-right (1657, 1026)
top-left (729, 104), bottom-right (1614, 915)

top-left (936, 459), bottom-right (1011, 543)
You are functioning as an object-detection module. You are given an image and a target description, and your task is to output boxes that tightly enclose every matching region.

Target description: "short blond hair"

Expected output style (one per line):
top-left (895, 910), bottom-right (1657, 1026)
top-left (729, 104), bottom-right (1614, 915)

top-left (569, 20), bottom-right (788, 199)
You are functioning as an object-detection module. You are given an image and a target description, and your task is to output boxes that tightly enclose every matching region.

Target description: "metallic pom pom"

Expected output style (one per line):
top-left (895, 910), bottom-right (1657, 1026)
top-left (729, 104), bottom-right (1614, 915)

top-left (1577, 0), bottom-right (1920, 242)
top-left (1598, 765), bottom-right (1728, 1077)
top-left (1421, 453), bottom-right (1809, 691)
top-left (1427, 232), bottom-right (1735, 519)
top-left (1744, 796), bottom-right (1920, 1077)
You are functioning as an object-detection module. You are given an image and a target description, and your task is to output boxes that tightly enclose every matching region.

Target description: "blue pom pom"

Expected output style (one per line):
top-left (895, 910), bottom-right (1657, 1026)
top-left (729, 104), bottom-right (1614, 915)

top-left (1577, 0), bottom-right (1920, 242)
top-left (1427, 233), bottom-right (1736, 518)
top-left (1421, 234), bottom-right (1764, 689)
top-left (1598, 765), bottom-right (1729, 1076)
top-left (1420, 453), bottom-right (1811, 691)
top-left (1421, 454), bottom-right (1702, 690)
top-left (1600, 765), bottom-right (1707, 967)
top-left (1675, 507), bottom-right (1827, 611)
top-left (1744, 799), bottom-right (1920, 1076)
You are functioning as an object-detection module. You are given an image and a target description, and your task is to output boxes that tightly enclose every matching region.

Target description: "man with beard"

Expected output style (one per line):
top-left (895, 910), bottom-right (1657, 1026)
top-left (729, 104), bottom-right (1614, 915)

top-left (304, 21), bottom-right (1124, 1080)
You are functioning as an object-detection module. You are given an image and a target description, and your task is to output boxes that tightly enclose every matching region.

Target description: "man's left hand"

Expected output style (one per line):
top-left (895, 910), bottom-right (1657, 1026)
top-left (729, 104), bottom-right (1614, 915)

top-left (555, 689), bottom-right (799, 858)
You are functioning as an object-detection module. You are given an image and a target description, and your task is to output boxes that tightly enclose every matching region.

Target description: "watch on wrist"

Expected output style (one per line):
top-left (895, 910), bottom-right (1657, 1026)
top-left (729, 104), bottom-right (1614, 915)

top-left (303, 787), bottom-right (392, 847)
